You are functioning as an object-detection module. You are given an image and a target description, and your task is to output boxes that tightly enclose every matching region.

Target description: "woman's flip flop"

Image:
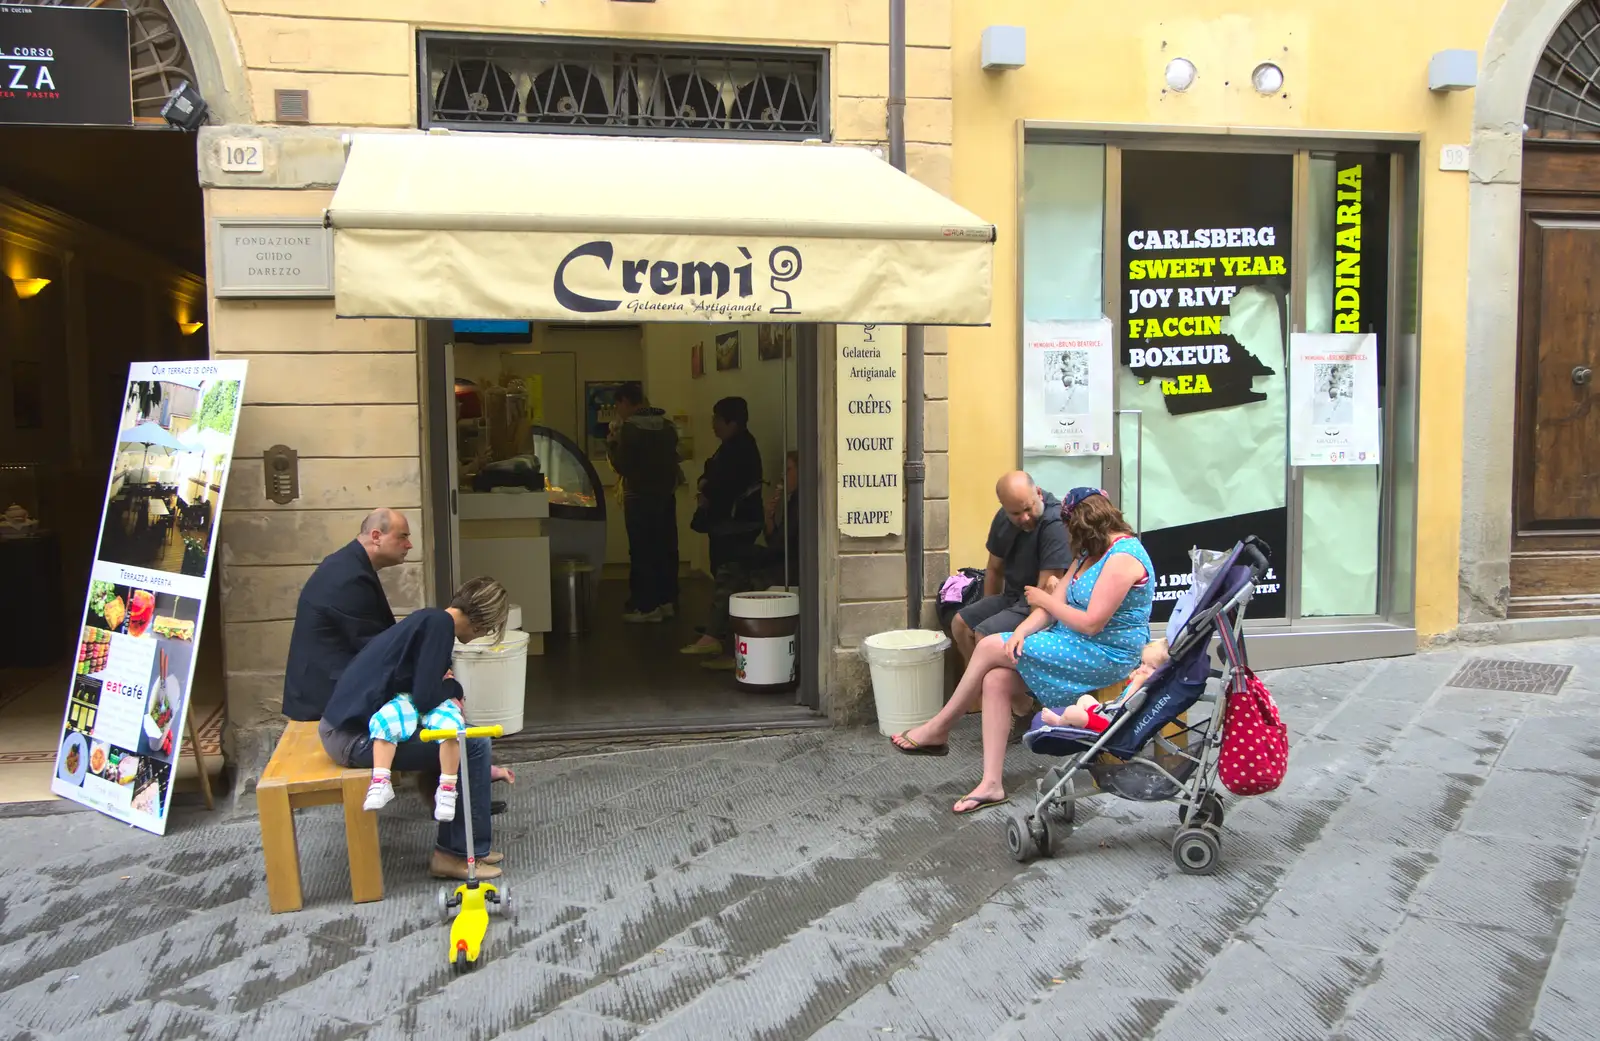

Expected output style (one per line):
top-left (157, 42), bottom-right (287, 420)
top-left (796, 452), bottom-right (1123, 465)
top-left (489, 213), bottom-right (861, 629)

top-left (891, 732), bottom-right (949, 757)
top-left (953, 794), bottom-right (1010, 815)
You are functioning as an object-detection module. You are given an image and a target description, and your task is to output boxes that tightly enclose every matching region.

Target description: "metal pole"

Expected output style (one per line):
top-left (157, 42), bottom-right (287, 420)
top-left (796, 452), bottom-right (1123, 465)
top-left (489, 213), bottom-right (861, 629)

top-left (889, 0), bottom-right (926, 629)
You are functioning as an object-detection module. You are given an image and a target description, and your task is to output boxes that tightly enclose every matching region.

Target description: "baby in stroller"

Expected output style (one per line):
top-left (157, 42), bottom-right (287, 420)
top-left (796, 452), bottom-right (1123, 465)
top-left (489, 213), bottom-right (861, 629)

top-left (1039, 638), bottom-right (1169, 731)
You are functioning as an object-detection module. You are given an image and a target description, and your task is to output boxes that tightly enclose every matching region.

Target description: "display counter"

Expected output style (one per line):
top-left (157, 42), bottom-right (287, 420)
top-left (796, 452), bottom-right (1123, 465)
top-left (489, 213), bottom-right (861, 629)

top-left (459, 490), bottom-right (551, 653)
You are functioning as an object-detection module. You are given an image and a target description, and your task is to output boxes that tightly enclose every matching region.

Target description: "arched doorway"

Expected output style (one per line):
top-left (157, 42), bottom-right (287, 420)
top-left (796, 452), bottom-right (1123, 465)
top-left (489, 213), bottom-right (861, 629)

top-left (0, 0), bottom-right (228, 806)
top-left (1507, 2), bottom-right (1600, 617)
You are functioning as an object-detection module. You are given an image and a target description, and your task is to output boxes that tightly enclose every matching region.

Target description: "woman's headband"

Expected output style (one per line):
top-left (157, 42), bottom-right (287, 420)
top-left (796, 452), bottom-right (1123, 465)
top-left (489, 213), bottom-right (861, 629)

top-left (1062, 487), bottom-right (1108, 515)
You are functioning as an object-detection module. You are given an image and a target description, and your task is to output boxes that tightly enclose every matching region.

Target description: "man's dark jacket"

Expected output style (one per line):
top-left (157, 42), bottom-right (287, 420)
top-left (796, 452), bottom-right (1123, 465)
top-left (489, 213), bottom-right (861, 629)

top-left (282, 539), bottom-right (394, 721)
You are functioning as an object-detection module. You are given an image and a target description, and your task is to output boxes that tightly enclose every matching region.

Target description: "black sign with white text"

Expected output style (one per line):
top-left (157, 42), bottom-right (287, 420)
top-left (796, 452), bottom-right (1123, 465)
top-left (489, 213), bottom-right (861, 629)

top-left (0, 5), bottom-right (131, 126)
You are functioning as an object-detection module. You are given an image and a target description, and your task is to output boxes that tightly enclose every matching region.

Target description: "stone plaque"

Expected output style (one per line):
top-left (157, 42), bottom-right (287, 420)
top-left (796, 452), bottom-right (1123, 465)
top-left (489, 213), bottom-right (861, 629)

top-left (212, 218), bottom-right (333, 298)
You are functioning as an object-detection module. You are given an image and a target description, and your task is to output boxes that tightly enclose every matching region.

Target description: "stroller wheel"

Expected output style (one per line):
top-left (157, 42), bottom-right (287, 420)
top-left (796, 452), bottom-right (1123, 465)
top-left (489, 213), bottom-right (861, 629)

top-left (1005, 813), bottom-right (1034, 863)
top-left (1172, 827), bottom-right (1221, 876)
top-left (1048, 797), bottom-right (1077, 828)
top-left (1031, 815), bottom-right (1055, 859)
top-left (1179, 793), bottom-right (1224, 829)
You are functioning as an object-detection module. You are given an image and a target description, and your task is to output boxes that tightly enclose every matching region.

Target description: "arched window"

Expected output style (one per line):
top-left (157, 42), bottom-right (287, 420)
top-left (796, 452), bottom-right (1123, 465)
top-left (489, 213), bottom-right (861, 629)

top-left (58, 0), bottom-right (199, 120)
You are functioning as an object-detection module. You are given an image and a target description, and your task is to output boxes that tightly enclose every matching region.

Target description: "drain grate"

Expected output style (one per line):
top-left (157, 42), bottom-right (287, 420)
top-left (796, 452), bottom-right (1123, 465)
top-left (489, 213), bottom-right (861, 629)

top-left (1447, 659), bottom-right (1573, 695)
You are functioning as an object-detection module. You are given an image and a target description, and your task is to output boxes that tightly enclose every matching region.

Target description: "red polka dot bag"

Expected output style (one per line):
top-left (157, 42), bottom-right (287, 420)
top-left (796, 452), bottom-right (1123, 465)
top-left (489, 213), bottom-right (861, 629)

top-left (1215, 619), bottom-right (1289, 796)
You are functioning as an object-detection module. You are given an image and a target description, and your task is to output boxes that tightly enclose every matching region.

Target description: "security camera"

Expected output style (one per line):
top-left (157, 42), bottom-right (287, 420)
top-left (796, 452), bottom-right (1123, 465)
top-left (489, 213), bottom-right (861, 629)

top-left (160, 82), bottom-right (209, 131)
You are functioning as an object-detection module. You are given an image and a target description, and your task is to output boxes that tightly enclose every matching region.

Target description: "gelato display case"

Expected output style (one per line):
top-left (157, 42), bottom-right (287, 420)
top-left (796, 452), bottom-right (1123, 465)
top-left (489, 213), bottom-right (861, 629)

top-left (526, 425), bottom-right (608, 579)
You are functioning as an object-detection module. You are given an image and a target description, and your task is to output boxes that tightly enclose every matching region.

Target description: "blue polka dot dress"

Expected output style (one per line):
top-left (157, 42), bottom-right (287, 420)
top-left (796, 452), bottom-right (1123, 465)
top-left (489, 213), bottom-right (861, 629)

top-left (1003, 537), bottom-right (1155, 710)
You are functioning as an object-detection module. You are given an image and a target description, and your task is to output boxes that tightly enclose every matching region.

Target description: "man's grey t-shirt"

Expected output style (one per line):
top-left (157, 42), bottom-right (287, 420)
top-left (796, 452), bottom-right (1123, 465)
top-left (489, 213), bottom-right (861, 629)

top-left (986, 490), bottom-right (1072, 598)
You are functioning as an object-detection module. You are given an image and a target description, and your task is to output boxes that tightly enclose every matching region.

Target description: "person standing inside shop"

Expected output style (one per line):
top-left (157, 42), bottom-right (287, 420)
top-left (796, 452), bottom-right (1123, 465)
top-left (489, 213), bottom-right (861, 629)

top-left (607, 383), bottom-right (684, 624)
top-left (694, 396), bottom-right (765, 572)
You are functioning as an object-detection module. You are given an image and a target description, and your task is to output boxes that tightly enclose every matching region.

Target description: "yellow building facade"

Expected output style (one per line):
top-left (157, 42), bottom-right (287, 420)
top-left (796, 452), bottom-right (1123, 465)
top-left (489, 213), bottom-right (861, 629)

top-left (948, 0), bottom-right (1600, 659)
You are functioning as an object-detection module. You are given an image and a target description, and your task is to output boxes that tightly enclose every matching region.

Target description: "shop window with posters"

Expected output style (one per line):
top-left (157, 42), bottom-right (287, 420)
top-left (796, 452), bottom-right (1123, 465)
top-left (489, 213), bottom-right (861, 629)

top-left (1118, 151), bottom-right (1292, 622)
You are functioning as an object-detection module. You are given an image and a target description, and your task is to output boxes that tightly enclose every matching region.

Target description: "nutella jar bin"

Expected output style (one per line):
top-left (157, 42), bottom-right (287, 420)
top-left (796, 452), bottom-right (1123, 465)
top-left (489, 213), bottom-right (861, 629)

top-left (730, 591), bottom-right (800, 693)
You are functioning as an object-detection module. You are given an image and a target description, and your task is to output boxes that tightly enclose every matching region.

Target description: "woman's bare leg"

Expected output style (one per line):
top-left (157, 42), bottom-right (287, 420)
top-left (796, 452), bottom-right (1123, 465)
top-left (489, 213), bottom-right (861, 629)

top-left (893, 634), bottom-right (1017, 749)
top-left (954, 668), bottom-right (1029, 812)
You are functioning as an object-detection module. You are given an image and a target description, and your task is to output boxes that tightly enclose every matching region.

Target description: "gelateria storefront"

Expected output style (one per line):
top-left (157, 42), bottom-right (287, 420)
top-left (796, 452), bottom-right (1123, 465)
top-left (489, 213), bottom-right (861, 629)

top-left (1018, 129), bottom-right (1419, 666)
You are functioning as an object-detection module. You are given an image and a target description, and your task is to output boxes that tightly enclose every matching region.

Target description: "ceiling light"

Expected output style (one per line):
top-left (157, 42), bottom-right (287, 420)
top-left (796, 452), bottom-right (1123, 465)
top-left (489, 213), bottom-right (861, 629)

top-left (178, 321), bottom-right (205, 335)
top-left (1165, 58), bottom-right (1197, 93)
top-left (11, 277), bottom-right (50, 299)
top-left (1252, 62), bottom-right (1285, 95)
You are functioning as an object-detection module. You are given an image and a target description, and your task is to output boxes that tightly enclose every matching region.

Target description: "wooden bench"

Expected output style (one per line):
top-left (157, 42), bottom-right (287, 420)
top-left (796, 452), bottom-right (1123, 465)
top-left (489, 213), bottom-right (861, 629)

top-left (257, 721), bottom-right (383, 914)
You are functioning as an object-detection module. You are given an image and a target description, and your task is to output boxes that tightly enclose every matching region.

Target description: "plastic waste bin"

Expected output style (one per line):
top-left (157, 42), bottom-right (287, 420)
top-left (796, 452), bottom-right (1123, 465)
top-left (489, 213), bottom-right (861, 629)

top-left (453, 609), bottom-right (530, 735)
top-left (860, 629), bottom-right (951, 737)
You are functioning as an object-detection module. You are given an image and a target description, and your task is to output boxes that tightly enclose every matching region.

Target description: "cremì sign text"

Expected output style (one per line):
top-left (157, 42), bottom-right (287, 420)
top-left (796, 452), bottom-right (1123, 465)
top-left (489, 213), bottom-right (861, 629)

top-left (553, 240), bottom-right (805, 319)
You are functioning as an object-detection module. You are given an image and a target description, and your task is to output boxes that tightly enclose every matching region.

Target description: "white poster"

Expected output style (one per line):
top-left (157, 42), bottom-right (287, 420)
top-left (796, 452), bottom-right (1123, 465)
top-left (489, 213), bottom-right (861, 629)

top-left (1023, 317), bottom-right (1114, 457)
top-left (51, 360), bottom-right (248, 835)
top-left (837, 324), bottom-right (904, 537)
top-left (1289, 332), bottom-right (1381, 466)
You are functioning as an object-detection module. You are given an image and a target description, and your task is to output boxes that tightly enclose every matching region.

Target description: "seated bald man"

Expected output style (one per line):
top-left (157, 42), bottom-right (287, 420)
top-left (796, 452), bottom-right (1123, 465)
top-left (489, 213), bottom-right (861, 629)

top-left (282, 508), bottom-right (512, 815)
top-left (952, 472), bottom-right (1071, 663)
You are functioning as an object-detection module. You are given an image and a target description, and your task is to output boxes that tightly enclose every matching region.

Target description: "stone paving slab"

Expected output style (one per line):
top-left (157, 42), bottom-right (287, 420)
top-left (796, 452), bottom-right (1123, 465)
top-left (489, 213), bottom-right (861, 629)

top-left (3, 637), bottom-right (1600, 1039)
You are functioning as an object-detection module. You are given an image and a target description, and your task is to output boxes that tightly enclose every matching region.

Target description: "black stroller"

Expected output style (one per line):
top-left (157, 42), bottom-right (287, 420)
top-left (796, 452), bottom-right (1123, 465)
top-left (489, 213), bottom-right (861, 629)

top-left (1006, 537), bottom-right (1272, 876)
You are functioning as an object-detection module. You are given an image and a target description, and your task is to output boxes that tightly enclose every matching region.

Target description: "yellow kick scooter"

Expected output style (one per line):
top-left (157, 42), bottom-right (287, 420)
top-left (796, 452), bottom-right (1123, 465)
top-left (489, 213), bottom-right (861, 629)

top-left (420, 723), bottom-right (506, 970)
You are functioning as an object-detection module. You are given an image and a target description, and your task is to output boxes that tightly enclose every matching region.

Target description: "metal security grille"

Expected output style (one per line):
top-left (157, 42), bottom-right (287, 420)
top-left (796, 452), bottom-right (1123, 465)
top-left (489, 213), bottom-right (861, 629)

top-left (1528, 1), bottom-right (1600, 137)
top-left (419, 33), bottom-right (828, 140)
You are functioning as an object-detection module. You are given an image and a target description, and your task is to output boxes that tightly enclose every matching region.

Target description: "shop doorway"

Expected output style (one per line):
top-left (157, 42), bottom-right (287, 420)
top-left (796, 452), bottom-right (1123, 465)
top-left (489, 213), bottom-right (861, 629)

top-left (0, 123), bottom-right (221, 803)
top-left (426, 320), bottom-right (820, 738)
top-left (1511, 143), bottom-right (1600, 617)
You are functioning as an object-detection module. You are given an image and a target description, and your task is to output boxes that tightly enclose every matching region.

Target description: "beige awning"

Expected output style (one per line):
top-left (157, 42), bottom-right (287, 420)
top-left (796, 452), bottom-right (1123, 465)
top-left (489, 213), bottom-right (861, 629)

top-left (326, 132), bottom-right (994, 326)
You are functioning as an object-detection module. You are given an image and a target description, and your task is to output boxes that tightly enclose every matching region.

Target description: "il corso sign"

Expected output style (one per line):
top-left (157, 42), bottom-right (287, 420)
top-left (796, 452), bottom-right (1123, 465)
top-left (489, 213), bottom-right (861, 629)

top-left (0, 4), bottom-right (131, 126)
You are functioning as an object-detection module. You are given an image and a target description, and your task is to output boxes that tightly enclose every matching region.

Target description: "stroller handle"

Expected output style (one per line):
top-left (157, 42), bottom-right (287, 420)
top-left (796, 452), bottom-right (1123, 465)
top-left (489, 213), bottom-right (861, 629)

top-left (420, 725), bottom-right (504, 742)
top-left (1239, 536), bottom-right (1272, 579)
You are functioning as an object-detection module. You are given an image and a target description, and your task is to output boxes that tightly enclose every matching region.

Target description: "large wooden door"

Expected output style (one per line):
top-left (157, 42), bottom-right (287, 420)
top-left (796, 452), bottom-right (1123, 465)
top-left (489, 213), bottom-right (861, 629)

top-left (1513, 146), bottom-right (1600, 615)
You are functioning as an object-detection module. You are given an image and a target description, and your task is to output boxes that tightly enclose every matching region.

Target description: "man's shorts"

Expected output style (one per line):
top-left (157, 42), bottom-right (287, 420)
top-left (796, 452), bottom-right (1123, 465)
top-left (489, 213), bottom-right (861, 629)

top-left (368, 693), bottom-right (465, 744)
top-left (956, 594), bottom-right (1031, 639)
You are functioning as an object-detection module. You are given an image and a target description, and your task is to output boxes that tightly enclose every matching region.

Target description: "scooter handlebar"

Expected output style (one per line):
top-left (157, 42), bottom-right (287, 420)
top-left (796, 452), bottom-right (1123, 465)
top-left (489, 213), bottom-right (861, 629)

top-left (420, 725), bottom-right (504, 742)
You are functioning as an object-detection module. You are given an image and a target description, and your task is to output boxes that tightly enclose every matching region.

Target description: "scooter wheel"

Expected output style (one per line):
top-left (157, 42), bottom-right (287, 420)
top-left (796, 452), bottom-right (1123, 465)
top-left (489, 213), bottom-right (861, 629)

top-left (490, 884), bottom-right (509, 915)
top-left (436, 888), bottom-right (451, 922)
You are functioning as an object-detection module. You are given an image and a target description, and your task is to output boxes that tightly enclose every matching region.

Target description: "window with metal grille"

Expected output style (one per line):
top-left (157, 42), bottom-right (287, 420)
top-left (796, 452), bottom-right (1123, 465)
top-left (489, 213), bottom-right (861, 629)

top-left (1527, 1), bottom-right (1600, 138)
top-left (419, 32), bottom-right (828, 140)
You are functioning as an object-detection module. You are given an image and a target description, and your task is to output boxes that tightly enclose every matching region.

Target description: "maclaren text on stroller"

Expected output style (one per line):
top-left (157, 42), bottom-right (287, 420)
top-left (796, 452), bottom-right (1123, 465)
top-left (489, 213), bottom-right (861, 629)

top-left (1007, 537), bottom-right (1272, 876)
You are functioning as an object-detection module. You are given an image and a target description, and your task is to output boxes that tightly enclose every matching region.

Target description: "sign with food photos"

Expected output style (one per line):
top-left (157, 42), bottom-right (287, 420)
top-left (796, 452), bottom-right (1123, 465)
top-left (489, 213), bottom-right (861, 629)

top-left (51, 360), bottom-right (247, 834)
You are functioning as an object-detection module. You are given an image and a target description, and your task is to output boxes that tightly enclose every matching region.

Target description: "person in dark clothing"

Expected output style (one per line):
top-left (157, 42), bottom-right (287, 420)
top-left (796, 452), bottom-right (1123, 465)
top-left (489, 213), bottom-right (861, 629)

top-left (606, 383), bottom-right (683, 623)
top-left (281, 508), bottom-right (409, 721)
top-left (321, 576), bottom-right (511, 881)
top-left (685, 451), bottom-right (801, 666)
top-left (953, 471), bottom-right (1072, 663)
top-left (694, 396), bottom-right (764, 573)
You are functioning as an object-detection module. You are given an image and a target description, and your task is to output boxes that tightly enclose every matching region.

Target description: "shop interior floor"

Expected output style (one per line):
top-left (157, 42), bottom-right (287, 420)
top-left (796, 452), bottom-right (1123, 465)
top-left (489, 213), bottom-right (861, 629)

top-left (521, 575), bottom-right (815, 732)
top-left (0, 659), bottom-right (225, 806)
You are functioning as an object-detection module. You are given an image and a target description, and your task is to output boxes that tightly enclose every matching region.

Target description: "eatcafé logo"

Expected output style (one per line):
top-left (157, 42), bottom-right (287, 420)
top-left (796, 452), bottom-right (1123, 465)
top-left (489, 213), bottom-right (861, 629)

top-left (553, 241), bottom-right (804, 318)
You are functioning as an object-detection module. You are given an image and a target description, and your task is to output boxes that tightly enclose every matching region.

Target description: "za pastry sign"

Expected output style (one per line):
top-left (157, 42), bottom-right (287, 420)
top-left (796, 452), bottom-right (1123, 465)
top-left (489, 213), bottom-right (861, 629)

top-left (0, 4), bottom-right (132, 127)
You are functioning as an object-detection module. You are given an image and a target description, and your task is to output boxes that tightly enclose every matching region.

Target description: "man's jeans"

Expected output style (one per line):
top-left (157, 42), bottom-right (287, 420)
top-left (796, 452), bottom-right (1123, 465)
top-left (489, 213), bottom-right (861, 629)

top-left (624, 493), bottom-right (679, 612)
top-left (319, 719), bottom-right (491, 858)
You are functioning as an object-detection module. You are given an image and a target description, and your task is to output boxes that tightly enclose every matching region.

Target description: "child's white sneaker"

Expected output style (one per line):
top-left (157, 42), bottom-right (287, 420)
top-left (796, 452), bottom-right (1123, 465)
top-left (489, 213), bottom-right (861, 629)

top-left (363, 778), bottom-right (395, 811)
top-left (434, 782), bottom-right (458, 822)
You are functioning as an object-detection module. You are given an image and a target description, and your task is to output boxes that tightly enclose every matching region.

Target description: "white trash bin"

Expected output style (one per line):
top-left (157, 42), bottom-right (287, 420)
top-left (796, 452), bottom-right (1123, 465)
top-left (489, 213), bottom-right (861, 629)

top-left (861, 629), bottom-right (951, 737)
top-left (452, 609), bottom-right (530, 735)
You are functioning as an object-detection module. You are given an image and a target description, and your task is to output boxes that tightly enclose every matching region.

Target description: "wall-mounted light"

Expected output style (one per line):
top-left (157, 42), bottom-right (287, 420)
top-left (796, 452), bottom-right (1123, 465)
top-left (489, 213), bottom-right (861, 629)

top-left (1429, 50), bottom-right (1478, 92)
top-left (1252, 62), bottom-right (1285, 95)
top-left (11, 277), bottom-right (50, 299)
top-left (1165, 58), bottom-right (1197, 92)
top-left (981, 26), bottom-right (1027, 71)
top-left (178, 321), bottom-right (205, 336)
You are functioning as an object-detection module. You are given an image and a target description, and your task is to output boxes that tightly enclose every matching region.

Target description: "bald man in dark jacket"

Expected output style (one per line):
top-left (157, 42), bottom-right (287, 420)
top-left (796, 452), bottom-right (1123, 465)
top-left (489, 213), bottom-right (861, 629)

top-left (282, 509), bottom-right (410, 721)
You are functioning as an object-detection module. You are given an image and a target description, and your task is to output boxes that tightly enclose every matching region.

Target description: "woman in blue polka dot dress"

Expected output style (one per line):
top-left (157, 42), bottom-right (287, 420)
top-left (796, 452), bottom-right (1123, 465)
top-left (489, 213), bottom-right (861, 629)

top-left (892, 488), bottom-right (1154, 814)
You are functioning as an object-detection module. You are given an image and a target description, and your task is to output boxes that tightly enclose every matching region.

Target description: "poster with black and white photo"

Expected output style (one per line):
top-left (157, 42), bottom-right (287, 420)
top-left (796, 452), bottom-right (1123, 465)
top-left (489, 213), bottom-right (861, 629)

top-left (1290, 333), bottom-right (1381, 466)
top-left (1121, 151), bottom-right (1294, 620)
top-left (1022, 317), bottom-right (1114, 456)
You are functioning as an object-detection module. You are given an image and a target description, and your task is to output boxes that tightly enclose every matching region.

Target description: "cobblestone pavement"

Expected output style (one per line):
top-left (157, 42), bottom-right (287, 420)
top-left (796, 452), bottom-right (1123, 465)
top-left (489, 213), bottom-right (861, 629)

top-left (3, 638), bottom-right (1600, 1041)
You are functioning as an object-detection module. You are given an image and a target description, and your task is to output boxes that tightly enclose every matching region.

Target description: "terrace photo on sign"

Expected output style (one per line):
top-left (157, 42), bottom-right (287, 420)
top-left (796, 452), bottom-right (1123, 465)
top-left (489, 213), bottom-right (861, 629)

top-left (95, 376), bottom-right (239, 577)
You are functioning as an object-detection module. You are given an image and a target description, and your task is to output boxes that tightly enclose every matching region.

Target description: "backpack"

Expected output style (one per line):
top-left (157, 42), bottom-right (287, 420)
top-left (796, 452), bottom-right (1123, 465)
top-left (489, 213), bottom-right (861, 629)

top-left (1214, 622), bottom-right (1289, 796)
